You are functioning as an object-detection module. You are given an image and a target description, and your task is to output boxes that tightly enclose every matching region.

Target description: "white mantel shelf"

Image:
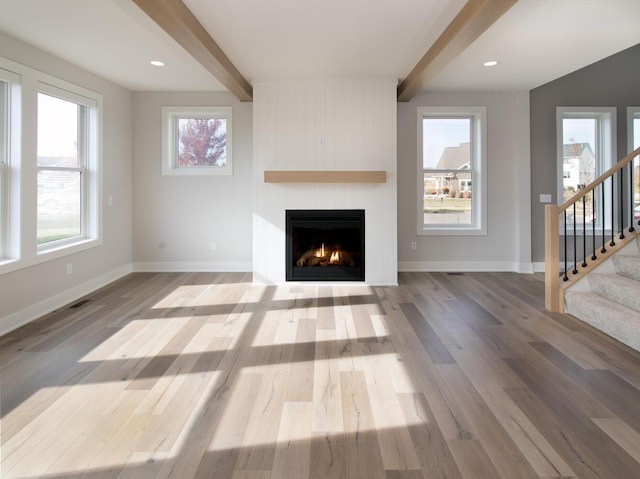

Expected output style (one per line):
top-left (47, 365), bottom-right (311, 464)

top-left (263, 170), bottom-right (386, 183)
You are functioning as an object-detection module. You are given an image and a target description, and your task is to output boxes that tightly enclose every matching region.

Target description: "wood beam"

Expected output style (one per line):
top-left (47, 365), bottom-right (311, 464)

top-left (397, 0), bottom-right (518, 102)
top-left (131, 0), bottom-right (253, 101)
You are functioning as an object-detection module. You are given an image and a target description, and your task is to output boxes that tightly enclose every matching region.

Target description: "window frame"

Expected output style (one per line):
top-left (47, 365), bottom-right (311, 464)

top-left (556, 107), bottom-right (616, 233)
top-left (556, 107), bottom-right (616, 205)
top-left (162, 106), bottom-right (232, 176)
top-left (36, 82), bottom-right (100, 255)
top-left (627, 106), bottom-right (640, 152)
top-left (627, 107), bottom-right (640, 223)
top-left (416, 106), bottom-right (487, 236)
top-left (0, 54), bottom-right (103, 276)
top-left (0, 67), bottom-right (21, 265)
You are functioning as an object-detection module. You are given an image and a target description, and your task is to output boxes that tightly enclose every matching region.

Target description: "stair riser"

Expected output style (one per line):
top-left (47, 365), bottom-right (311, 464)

top-left (565, 291), bottom-right (640, 352)
top-left (613, 255), bottom-right (640, 282)
top-left (589, 274), bottom-right (640, 314)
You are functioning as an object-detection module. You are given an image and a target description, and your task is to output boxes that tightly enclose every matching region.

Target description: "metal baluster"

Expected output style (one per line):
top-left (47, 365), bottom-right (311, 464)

top-left (630, 160), bottom-right (636, 232)
top-left (610, 176), bottom-right (616, 247)
top-left (620, 169), bottom-right (625, 239)
top-left (573, 202), bottom-right (578, 274)
top-left (591, 189), bottom-right (597, 261)
top-left (601, 182), bottom-right (607, 253)
top-left (563, 210), bottom-right (568, 281)
top-left (582, 195), bottom-right (587, 267)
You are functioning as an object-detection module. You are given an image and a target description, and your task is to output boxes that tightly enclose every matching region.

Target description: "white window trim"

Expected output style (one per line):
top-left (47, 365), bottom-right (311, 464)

top-left (416, 106), bottom-right (487, 236)
top-left (0, 66), bottom-right (21, 267)
top-left (627, 106), bottom-right (640, 153)
top-left (0, 56), bottom-right (102, 276)
top-left (556, 107), bottom-right (616, 235)
top-left (162, 106), bottom-right (232, 176)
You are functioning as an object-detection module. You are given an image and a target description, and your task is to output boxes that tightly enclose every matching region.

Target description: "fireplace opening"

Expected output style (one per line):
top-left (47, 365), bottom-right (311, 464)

top-left (286, 210), bottom-right (365, 281)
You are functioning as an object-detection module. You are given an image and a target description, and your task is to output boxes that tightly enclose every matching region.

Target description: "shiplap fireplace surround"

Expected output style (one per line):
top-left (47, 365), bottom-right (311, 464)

top-left (252, 80), bottom-right (398, 285)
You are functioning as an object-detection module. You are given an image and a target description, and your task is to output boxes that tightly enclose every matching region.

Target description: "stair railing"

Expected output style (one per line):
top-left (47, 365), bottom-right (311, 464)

top-left (545, 146), bottom-right (640, 312)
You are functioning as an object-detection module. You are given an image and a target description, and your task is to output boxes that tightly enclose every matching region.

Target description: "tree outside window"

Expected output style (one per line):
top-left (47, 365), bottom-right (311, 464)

top-left (177, 118), bottom-right (227, 167)
top-left (163, 107), bottom-right (232, 176)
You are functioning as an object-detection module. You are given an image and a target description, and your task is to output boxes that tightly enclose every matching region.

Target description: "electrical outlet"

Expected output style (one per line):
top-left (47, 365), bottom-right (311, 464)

top-left (66, 263), bottom-right (73, 275)
top-left (411, 242), bottom-right (417, 251)
top-left (540, 194), bottom-right (552, 203)
top-left (209, 242), bottom-right (217, 251)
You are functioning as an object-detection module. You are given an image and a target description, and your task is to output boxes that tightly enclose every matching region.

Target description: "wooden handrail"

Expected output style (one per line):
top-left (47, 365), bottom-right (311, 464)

top-left (545, 146), bottom-right (640, 312)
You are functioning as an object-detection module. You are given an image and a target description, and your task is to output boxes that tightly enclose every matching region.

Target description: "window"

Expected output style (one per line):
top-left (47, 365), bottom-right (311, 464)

top-left (0, 57), bottom-right (101, 276)
top-left (0, 68), bottom-right (20, 262)
top-left (627, 107), bottom-right (640, 219)
top-left (557, 107), bottom-right (615, 227)
top-left (162, 106), bottom-right (232, 176)
top-left (628, 107), bottom-right (640, 151)
top-left (417, 106), bottom-right (486, 235)
top-left (37, 84), bottom-right (99, 251)
top-left (0, 79), bottom-right (9, 258)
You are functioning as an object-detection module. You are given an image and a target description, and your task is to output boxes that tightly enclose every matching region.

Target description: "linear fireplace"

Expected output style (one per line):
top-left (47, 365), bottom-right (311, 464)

top-left (286, 210), bottom-right (365, 281)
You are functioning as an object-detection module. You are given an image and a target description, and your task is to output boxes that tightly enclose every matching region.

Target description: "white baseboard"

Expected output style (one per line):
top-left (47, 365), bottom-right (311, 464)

top-left (398, 261), bottom-right (533, 273)
top-left (533, 262), bottom-right (545, 273)
top-left (132, 261), bottom-right (252, 273)
top-left (0, 264), bottom-right (132, 338)
top-left (516, 262), bottom-right (535, 274)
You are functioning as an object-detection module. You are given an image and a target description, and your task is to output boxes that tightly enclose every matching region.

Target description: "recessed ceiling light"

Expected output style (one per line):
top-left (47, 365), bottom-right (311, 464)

top-left (150, 60), bottom-right (165, 67)
top-left (483, 60), bottom-right (499, 67)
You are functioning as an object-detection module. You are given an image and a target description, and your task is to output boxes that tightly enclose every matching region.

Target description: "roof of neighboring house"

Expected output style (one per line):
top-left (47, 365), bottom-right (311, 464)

top-left (436, 142), bottom-right (470, 170)
top-left (563, 142), bottom-right (595, 158)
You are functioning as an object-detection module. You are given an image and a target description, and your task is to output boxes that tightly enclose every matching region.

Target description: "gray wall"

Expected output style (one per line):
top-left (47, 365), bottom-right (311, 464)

top-left (132, 91), bottom-right (253, 271)
top-left (530, 43), bottom-right (640, 262)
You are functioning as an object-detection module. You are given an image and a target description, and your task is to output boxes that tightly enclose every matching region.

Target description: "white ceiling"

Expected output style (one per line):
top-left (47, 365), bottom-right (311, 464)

top-left (0, 0), bottom-right (639, 94)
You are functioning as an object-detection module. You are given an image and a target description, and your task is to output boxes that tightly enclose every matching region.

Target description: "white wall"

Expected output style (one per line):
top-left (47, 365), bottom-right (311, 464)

top-left (132, 91), bottom-right (253, 272)
top-left (252, 80), bottom-right (398, 284)
top-left (0, 32), bottom-right (133, 335)
top-left (397, 90), bottom-right (532, 272)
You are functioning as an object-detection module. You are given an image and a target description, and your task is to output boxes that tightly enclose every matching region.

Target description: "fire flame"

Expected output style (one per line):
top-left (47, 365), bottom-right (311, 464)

top-left (329, 250), bottom-right (340, 264)
top-left (314, 243), bottom-right (326, 258)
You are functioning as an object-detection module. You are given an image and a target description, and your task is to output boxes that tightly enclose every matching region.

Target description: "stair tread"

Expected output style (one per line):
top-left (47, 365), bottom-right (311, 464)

top-left (589, 273), bottom-right (640, 313)
top-left (565, 291), bottom-right (640, 351)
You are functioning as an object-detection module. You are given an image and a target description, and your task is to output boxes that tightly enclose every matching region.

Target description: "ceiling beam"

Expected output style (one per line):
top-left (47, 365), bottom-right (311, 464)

top-left (131, 0), bottom-right (253, 101)
top-left (397, 0), bottom-right (518, 102)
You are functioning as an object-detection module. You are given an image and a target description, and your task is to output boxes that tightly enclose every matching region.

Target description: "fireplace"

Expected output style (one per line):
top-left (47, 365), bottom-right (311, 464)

top-left (286, 210), bottom-right (365, 281)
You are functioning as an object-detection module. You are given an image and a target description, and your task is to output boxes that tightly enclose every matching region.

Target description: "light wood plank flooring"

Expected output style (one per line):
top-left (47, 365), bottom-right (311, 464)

top-left (1, 271), bottom-right (640, 478)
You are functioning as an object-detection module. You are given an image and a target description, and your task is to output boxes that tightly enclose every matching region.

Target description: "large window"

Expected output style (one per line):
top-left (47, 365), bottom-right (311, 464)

top-left (0, 68), bottom-right (20, 262)
top-left (162, 106), bottom-right (232, 176)
top-left (36, 83), bottom-right (99, 253)
top-left (417, 106), bottom-right (486, 235)
top-left (557, 107), bottom-right (615, 227)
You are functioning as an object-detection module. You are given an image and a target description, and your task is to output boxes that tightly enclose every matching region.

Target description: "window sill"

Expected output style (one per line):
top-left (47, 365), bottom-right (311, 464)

top-left (0, 237), bottom-right (101, 277)
top-left (38, 237), bottom-right (101, 259)
top-left (418, 226), bottom-right (486, 236)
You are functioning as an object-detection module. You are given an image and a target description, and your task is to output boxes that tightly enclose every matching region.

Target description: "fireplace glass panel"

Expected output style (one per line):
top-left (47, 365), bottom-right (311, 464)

top-left (286, 210), bottom-right (365, 281)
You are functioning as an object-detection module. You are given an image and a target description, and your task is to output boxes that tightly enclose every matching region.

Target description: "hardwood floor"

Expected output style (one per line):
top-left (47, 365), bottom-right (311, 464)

top-left (1, 271), bottom-right (640, 478)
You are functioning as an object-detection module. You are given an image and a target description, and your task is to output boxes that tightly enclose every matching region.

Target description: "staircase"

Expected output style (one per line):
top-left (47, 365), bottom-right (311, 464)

top-left (565, 236), bottom-right (640, 351)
